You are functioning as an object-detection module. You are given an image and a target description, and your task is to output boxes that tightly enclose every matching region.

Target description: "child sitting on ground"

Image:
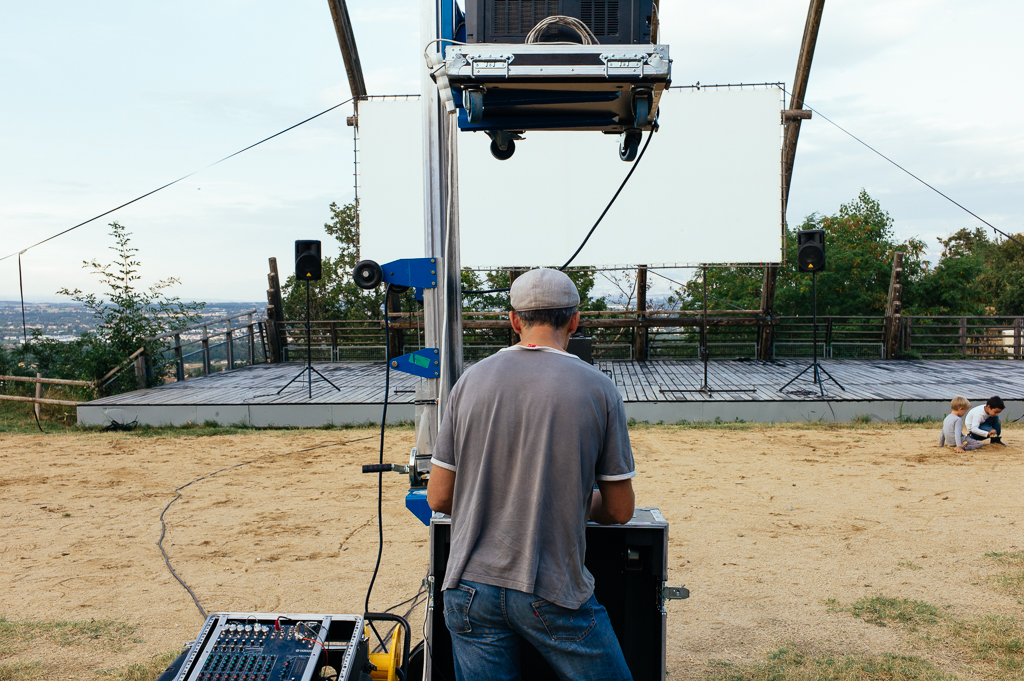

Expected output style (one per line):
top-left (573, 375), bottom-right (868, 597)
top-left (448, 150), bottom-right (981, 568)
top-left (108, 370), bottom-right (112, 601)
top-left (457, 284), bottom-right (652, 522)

top-left (936, 396), bottom-right (983, 452)
top-left (965, 396), bottom-right (1006, 446)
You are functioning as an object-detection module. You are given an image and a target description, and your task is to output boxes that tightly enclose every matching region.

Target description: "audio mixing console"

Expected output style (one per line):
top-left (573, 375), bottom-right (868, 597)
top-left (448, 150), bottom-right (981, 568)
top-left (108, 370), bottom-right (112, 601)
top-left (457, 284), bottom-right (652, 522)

top-left (171, 613), bottom-right (368, 681)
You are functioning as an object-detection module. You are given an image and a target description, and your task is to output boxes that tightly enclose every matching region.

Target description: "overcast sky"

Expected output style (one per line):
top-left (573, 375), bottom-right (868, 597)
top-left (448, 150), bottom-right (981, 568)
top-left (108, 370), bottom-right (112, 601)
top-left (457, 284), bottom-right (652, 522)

top-left (2, 0), bottom-right (1021, 303)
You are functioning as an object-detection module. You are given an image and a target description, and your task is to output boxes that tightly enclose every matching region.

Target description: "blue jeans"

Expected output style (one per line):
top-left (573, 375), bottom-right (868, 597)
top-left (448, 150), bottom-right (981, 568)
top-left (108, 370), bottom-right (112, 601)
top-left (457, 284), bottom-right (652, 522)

top-left (443, 580), bottom-right (632, 681)
top-left (969, 415), bottom-right (1001, 440)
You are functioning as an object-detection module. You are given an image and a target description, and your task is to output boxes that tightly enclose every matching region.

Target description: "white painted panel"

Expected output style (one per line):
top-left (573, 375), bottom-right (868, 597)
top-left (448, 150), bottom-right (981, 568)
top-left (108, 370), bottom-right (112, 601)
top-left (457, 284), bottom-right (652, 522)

top-left (357, 97), bottom-right (424, 264)
top-left (358, 87), bottom-right (783, 267)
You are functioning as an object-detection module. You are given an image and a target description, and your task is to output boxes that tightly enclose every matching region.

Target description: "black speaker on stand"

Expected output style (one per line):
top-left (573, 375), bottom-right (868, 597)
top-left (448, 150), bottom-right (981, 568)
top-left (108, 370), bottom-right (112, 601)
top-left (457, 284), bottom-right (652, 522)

top-left (276, 240), bottom-right (341, 399)
top-left (779, 230), bottom-right (845, 396)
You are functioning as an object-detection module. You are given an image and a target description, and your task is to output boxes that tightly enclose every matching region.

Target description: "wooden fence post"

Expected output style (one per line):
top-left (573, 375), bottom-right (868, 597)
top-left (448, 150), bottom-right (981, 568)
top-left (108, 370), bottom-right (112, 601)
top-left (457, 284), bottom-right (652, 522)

top-left (883, 252), bottom-right (904, 359)
top-left (134, 353), bottom-right (146, 389)
top-left (757, 266), bottom-right (778, 360)
top-left (34, 373), bottom-right (42, 420)
top-left (1015, 318), bottom-right (1022, 360)
top-left (630, 264), bottom-right (647, 360)
top-left (174, 333), bottom-right (184, 382)
top-left (959, 317), bottom-right (967, 355)
top-left (634, 265), bottom-right (648, 361)
top-left (265, 257), bottom-right (285, 363)
top-left (201, 325), bottom-right (211, 375)
top-left (386, 290), bottom-right (404, 359)
top-left (225, 317), bottom-right (234, 370)
top-left (509, 268), bottom-right (522, 346)
top-left (247, 313), bottom-right (255, 366)
top-left (905, 317), bottom-right (913, 352)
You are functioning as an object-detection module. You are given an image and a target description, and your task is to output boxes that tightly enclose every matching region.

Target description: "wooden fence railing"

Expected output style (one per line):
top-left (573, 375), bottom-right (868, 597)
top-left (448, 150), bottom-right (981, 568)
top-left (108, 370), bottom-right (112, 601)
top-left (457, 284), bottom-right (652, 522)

top-left (0, 374), bottom-right (97, 411)
top-left (267, 314), bottom-right (1024, 362)
top-left (147, 310), bottom-right (265, 382)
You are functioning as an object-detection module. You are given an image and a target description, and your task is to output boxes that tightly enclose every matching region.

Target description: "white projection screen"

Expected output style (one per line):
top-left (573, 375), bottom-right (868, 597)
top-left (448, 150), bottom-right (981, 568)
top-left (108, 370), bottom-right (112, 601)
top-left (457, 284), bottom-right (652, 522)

top-left (358, 86), bottom-right (783, 267)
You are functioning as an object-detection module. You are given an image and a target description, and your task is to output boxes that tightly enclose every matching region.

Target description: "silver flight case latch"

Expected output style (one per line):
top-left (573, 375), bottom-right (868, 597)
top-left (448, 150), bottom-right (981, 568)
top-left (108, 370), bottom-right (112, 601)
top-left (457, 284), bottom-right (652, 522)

top-left (662, 585), bottom-right (689, 600)
top-left (601, 53), bottom-right (648, 77)
top-left (469, 54), bottom-right (513, 77)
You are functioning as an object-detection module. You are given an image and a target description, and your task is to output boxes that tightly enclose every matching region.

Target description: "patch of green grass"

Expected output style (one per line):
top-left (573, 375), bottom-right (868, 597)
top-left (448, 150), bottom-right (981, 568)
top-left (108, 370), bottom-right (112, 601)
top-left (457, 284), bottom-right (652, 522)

top-left (830, 593), bottom-right (1024, 677)
top-left (843, 596), bottom-right (942, 629)
top-left (898, 560), bottom-right (924, 571)
top-left (0, 617), bottom-right (140, 651)
top-left (0, 660), bottom-right (44, 681)
top-left (99, 650), bottom-right (181, 681)
top-left (703, 647), bottom-right (951, 681)
top-left (946, 615), bottom-right (1024, 673)
top-left (984, 551), bottom-right (1024, 599)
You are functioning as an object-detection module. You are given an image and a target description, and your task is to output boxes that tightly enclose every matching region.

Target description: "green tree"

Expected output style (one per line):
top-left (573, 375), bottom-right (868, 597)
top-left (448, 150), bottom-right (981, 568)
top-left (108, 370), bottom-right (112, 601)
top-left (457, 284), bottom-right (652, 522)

top-left (281, 202), bottom-right (417, 320)
top-left (908, 228), bottom-right (992, 315)
top-left (54, 221), bottom-right (204, 390)
top-left (668, 190), bottom-right (927, 317)
top-left (461, 268), bottom-right (607, 313)
top-left (978, 231), bottom-right (1024, 315)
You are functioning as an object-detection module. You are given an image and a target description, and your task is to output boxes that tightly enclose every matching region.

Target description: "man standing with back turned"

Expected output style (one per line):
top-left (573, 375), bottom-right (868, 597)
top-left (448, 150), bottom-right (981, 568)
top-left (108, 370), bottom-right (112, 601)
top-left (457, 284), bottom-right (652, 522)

top-left (427, 267), bottom-right (636, 681)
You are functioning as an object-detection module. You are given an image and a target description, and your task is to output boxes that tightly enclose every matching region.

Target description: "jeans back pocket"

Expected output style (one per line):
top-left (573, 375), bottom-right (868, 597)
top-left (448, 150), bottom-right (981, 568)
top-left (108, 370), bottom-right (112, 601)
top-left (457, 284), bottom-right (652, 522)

top-left (443, 584), bottom-right (476, 634)
top-left (531, 599), bottom-right (596, 642)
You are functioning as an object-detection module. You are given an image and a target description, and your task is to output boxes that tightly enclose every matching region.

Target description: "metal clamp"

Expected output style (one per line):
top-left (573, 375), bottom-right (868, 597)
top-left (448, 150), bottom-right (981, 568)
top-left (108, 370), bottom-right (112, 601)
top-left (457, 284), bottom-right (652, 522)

top-left (600, 53), bottom-right (649, 77)
top-left (659, 577), bottom-right (692, 610)
top-left (391, 348), bottom-right (441, 379)
top-left (662, 585), bottom-right (690, 601)
top-left (468, 54), bottom-right (513, 77)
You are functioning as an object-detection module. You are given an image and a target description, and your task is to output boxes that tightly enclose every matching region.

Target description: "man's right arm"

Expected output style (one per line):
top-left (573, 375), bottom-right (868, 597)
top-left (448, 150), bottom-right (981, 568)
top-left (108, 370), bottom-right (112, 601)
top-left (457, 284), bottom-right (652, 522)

top-left (590, 479), bottom-right (635, 525)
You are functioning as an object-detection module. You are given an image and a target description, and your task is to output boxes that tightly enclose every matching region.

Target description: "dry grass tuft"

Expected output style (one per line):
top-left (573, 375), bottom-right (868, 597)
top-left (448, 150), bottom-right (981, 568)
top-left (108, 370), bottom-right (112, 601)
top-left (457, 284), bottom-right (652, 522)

top-left (704, 648), bottom-right (951, 681)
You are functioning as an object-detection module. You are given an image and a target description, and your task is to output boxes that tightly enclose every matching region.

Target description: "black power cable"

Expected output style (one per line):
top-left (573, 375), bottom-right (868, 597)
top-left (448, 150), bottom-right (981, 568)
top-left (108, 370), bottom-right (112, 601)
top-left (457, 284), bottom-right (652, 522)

top-left (462, 128), bottom-right (657, 296)
top-left (157, 435), bottom-right (375, 618)
top-left (364, 283), bottom-right (394, 651)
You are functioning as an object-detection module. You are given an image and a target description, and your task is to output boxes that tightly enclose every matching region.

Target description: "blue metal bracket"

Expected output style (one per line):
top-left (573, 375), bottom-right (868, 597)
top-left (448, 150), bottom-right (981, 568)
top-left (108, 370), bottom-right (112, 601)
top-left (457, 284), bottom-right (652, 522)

top-left (392, 347), bottom-right (441, 378)
top-left (414, 287), bottom-right (425, 301)
top-left (406, 488), bottom-right (432, 526)
top-left (381, 258), bottom-right (438, 290)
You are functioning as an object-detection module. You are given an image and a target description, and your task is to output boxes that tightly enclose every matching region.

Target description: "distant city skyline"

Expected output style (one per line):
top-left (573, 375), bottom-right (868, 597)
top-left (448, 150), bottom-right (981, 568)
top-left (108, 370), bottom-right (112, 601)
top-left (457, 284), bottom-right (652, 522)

top-left (2, 0), bottom-right (1022, 303)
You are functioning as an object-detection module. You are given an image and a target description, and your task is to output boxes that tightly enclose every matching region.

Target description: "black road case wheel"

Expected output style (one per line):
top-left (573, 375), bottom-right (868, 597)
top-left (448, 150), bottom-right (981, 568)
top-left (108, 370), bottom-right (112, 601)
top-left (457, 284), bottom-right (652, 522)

top-left (619, 130), bottom-right (642, 162)
top-left (489, 138), bottom-right (516, 160)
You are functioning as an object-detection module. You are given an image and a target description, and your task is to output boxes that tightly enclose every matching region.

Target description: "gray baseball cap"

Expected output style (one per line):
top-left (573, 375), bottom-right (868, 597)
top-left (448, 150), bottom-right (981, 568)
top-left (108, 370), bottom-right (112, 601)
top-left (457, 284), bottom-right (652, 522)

top-left (510, 268), bottom-right (580, 311)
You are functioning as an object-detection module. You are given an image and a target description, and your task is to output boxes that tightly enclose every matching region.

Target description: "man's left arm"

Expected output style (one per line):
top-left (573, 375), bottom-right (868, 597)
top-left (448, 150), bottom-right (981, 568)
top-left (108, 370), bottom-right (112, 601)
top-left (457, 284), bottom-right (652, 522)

top-left (427, 465), bottom-right (456, 515)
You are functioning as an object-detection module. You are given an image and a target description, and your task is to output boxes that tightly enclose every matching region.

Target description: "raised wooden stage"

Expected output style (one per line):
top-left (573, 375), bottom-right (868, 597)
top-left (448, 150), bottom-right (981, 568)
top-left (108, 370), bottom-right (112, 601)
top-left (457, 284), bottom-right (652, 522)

top-left (77, 359), bottom-right (1024, 427)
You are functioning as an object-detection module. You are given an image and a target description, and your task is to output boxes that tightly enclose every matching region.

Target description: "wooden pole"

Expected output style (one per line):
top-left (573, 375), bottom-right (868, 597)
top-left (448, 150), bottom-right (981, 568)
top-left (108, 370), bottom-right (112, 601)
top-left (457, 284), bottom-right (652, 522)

top-left (759, 0), bottom-right (826, 360)
top-left (883, 251), bottom-right (904, 359)
top-left (634, 265), bottom-right (648, 361)
top-left (266, 258), bottom-right (285, 363)
top-left (326, 0), bottom-right (367, 100)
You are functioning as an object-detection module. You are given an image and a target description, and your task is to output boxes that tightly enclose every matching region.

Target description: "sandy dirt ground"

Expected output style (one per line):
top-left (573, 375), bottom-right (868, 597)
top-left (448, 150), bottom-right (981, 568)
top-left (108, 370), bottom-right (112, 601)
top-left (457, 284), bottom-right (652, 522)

top-left (0, 425), bottom-right (1020, 679)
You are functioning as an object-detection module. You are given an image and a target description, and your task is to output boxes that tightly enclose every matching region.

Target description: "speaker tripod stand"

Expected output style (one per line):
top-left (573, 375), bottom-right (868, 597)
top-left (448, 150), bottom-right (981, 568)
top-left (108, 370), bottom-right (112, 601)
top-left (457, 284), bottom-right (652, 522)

top-left (659, 266), bottom-right (756, 399)
top-left (779, 270), bottom-right (844, 396)
top-left (276, 280), bottom-right (341, 399)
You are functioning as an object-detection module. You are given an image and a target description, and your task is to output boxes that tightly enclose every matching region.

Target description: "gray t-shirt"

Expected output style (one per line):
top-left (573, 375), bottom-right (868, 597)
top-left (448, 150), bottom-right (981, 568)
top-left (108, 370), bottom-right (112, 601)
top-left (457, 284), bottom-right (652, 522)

top-left (431, 345), bottom-right (635, 609)
top-left (938, 413), bottom-right (965, 447)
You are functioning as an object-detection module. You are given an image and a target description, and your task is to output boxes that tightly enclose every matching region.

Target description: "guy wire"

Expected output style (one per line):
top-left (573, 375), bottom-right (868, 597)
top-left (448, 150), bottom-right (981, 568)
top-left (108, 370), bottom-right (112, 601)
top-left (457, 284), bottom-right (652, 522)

top-left (781, 86), bottom-right (1024, 251)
